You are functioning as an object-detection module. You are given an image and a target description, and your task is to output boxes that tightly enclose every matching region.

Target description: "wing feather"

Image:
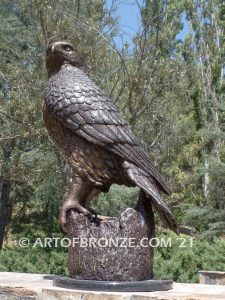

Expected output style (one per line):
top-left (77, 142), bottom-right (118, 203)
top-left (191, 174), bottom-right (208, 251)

top-left (44, 67), bottom-right (169, 194)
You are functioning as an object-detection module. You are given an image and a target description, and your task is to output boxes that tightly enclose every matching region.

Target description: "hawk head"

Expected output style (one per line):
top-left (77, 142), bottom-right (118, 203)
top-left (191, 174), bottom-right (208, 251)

top-left (46, 41), bottom-right (84, 77)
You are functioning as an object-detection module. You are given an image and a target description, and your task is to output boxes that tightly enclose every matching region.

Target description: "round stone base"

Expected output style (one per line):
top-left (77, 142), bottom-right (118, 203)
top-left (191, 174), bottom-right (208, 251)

top-left (54, 277), bottom-right (173, 292)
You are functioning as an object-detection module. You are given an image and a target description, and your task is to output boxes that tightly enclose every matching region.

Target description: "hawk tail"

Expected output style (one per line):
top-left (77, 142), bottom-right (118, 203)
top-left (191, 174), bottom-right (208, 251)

top-left (124, 162), bottom-right (179, 234)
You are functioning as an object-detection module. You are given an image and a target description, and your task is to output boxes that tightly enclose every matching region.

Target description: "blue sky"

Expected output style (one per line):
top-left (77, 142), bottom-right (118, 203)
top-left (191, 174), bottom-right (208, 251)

top-left (105, 0), bottom-right (189, 49)
top-left (105, 0), bottom-right (142, 48)
top-left (177, 13), bottom-right (190, 41)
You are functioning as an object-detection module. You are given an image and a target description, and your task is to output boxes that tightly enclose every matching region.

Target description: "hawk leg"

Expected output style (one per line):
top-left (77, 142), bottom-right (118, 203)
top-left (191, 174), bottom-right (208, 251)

top-left (60, 176), bottom-right (99, 233)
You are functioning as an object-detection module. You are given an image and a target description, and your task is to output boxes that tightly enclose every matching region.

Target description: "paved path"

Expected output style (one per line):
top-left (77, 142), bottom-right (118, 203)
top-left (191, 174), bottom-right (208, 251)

top-left (0, 286), bottom-right (36, 300)
top-left (0, 273), bottom-right (52, 299)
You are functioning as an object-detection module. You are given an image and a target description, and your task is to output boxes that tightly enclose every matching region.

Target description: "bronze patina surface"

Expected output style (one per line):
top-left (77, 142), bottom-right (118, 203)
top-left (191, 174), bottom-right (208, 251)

top-left (67, 194), bottom-right (155, 281)
top-left (43, 40), bottom-right (178, 235)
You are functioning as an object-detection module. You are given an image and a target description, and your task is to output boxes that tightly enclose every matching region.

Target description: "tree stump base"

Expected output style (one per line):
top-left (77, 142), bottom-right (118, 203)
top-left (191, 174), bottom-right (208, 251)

top-left (53, 277), bottom-right (173, 292)
top-left (66, 194), bottom-right (155, 281)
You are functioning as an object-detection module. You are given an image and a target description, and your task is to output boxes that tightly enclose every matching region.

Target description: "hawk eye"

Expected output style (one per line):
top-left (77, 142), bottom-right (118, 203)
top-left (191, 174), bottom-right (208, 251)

top-left (64, 45), bottom-right (73, 52)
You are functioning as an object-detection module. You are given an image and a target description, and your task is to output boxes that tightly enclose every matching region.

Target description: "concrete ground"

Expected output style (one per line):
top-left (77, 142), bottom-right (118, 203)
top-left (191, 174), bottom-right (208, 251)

top-left (1, 272), bottom-right (225, 300)
top-left (0, 273), bottom-right (52, 299)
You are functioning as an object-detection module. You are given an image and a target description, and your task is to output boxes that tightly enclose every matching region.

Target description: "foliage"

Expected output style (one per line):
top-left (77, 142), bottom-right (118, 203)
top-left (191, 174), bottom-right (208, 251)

top-left (183, 206), bottom-right (225, 239)
top-left (1, 231), bottom-right (225, 283)
top-left (0, 245), bottom-right (68, 275)
top-left (154, 231), bottom-right (225, 283)
top-left (93, 185), bottom-right (138, 217)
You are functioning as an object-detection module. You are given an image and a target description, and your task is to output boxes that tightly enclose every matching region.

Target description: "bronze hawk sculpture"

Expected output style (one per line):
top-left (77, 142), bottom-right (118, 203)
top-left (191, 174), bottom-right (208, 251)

top-left (43, 41), bottom-right (178, 234)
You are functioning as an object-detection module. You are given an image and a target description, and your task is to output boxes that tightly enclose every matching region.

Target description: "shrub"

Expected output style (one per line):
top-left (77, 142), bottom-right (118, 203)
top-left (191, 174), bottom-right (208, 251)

top-left (154, 231), bottom-right (225, 282)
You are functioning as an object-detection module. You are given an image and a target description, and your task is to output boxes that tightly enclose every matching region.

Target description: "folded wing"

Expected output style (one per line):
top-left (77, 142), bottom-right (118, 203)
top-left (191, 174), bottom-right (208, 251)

top-left (44, 68), bottom-right (170, 195)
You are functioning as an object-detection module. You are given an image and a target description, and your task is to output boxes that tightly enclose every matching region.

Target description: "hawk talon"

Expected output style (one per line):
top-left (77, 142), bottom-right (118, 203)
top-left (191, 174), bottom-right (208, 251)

top-left (86, 207), bottom-right (98, 220)
top-left (60, 205), bottom-right (98, 233)
top-left (60, 223), bottom-right (68, 234)
top-left (87, 214), bottom-right (97, 222)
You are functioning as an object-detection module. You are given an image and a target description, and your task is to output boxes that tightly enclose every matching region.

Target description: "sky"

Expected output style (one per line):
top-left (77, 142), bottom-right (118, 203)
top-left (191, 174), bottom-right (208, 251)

top-left (105, 0), bottom-right (189, 49)
top-left (177, 14), bottom-right (190, 41)
top-left (105, 0), bottom-right (143, 48)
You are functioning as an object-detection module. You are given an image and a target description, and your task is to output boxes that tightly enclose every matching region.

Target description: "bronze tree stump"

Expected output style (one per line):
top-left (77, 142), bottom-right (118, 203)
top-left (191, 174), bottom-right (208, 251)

top-left (67, 194), bottom-right (155, 281)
